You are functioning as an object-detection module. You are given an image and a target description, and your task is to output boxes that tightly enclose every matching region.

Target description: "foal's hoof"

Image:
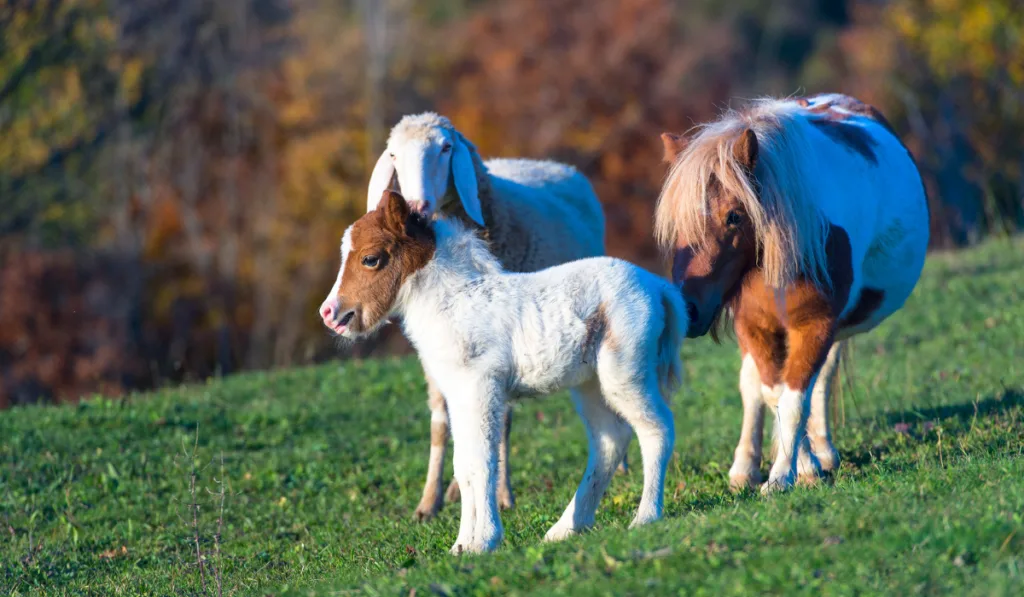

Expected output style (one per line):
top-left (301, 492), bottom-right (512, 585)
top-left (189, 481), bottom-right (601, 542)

top-left (543, 525), bottom-right (581, 543)
top-left (445, 480), bottom-right (461, 503)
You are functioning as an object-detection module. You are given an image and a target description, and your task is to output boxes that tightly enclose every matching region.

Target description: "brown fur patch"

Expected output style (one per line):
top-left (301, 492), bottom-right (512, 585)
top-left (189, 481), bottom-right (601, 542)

top-left (334, 191), bottom-right (436, 334)
top-left (799, 94), bottom-right (897, 135)
top-left (730, 223), bottom-right (855, 391)
top-left (582, 303), bottom-right (608, 364)
top-left (840, 288), bottom-right (885, 329)
top-left (809, 119), bottom-right (879, 164)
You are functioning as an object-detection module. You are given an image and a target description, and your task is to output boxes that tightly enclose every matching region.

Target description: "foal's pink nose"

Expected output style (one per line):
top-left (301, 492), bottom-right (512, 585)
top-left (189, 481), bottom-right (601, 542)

top-left (320, 299), bottom-right (338, 324)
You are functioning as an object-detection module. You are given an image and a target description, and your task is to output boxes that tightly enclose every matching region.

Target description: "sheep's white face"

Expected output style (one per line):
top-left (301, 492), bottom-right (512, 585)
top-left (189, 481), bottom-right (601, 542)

top-left (387, 128), bottom-right (455, 217)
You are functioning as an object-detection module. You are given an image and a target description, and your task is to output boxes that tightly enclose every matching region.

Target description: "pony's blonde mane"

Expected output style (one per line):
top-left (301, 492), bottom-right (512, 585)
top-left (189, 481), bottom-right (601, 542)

top-left (655, 99), bottom-right (831, 290)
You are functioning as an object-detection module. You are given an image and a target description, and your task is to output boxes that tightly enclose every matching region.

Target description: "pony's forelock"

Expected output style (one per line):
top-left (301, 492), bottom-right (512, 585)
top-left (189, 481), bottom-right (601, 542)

top-left (655, 99), bottom-right (832, 290)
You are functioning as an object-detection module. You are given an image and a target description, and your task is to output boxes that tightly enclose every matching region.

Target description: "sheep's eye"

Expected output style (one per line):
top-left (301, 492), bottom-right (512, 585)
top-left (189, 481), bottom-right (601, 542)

top-left (388, 152), bottom-right (395, 159)
top-left (725, 210), bottom-right (744, 228)
top-left (361, 254), bottom-right (381, 269)
top-left (441, 142), bottom-right (452, 153)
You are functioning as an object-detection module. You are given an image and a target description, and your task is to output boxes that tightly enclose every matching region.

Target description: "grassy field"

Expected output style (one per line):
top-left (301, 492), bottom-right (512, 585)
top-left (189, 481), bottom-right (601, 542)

top-left (3, 237), bottom-right (1024, 596)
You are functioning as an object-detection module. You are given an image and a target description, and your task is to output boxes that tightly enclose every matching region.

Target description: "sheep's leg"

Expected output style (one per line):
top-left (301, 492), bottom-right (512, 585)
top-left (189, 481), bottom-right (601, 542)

top-left (805, 342), bottom-right (842, 476)
top-left (413, 374), bottom-right (449, 521)
top-left (448, 384), bottom-right (504, 554)
top-left (545, 382), bottom-right (632, 542)
top-left (496, 404), bottom-right (515, 510)
top-left (728, 354), bottom-right (766, 490)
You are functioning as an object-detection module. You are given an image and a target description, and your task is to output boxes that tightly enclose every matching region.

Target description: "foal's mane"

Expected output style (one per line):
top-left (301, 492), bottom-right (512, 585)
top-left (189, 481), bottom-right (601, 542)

top-left (430, 217), bottom-right (504, 277)
top-left (655, 99), bottom-right (831, 290)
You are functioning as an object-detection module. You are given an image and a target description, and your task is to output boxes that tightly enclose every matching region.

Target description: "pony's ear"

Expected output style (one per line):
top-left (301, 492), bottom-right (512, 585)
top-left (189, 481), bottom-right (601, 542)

top-left (661, 132), bottom-right (688, 163)
top-left (381, 190), bottom-right (410, 234)
top-left (451, 133), bottom-right (485, 227)
top-left (367, 150), bottom-right (397, 212)
top-left (733, 128), bottom-right (758, 171)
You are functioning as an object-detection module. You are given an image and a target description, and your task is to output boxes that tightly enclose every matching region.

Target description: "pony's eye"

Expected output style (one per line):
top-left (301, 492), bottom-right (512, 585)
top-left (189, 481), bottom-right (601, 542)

top-left (361, 254), bottom-right (381, 269)
top-left (725, 210), bottom-right (744, 228)
top-left (441, 142), bottom-right (452, 153)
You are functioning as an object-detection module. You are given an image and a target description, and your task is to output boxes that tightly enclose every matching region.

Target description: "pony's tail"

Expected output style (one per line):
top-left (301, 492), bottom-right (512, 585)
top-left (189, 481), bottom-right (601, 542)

top-left (656, 286), bottom-right (687, 402)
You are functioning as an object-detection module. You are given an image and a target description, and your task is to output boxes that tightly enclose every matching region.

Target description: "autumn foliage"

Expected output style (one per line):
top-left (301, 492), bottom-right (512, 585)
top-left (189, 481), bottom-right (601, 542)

top-left (1, 0), bottom-right (1021, 405)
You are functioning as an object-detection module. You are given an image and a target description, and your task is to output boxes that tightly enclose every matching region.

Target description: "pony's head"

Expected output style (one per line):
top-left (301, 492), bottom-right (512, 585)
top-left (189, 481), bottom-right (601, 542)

top-left (655, 101), bottom-right (830, 338)
top-left (319, 190), bottom-right (435, 339)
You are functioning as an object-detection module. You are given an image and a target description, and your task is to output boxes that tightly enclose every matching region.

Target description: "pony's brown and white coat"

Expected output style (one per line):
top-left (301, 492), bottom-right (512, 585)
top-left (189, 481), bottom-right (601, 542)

top-left (656, 94), bottom-right (928, 492)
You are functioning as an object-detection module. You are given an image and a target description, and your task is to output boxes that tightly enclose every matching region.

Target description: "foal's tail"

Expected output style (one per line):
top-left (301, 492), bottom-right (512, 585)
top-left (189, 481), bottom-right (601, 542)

top-left (656, 285), bottom-right (687, 401)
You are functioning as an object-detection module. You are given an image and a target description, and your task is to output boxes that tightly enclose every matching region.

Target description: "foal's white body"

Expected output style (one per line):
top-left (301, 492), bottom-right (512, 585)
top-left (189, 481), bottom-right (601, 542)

top-left (389, 220), bottom-right (685, 553)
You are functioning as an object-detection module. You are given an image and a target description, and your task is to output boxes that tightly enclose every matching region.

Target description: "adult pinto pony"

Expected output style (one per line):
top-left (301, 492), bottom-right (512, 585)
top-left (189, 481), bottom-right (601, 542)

top-left (656, 94), bottom-right (929, 492)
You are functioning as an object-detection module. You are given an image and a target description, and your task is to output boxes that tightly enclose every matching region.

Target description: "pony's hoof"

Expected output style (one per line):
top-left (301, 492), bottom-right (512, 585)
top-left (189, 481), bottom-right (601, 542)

top-left (729, 473), bottom-right (762, 492)
top-left (796, 473), bottom-right (821, 487)
top-left (760, 474), bottom-right (795, 495)
top-left (815, 449), bottom-right (841, 475)
top-left (445, 480), bottom-right (461, 503)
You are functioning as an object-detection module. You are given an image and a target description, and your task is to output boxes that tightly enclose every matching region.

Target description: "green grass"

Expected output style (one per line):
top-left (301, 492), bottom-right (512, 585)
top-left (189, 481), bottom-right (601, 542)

top-left (3, 237), bottom-right (1024, 596)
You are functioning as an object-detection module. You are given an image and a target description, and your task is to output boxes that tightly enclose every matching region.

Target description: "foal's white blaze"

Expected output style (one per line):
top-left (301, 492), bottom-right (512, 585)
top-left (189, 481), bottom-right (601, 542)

top-left (319, 226), bottom-right (353, 332)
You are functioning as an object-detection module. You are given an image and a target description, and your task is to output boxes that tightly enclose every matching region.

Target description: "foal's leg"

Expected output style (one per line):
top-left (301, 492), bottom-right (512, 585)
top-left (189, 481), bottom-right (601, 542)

top-left (544, 382), bottom-right (632, 542)
top-left (447, 387), bottom-right (504, 554)
top-left (604, 378), bottom-right (675, 528)
top-left (729, 353), bottom-right (766, 490)
top-left (806, 341), bottom-right (842, 475)
top-left (413, 373), bottom-right (449, 521)
top-left (763, 323), bottom-right (833, 494)
top-left (448, 403), bottom-right (514, 508)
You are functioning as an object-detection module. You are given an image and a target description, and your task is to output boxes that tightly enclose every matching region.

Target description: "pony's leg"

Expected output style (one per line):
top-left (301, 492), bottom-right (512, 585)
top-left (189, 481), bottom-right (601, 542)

top-left (545, 382), bottom-right (632, 542)
top-left (763, 325), bottom-right (833, 494)
top-left (729, 353), bottom-right (766, 490)
top-left (413, 373), bottom-right (449, 521)
top-left (496, 404), bottom-right (515, 510)
top-left (807, 341), bottom-right (842, 475)
top-left (448, 385), bottom-right (504, 554)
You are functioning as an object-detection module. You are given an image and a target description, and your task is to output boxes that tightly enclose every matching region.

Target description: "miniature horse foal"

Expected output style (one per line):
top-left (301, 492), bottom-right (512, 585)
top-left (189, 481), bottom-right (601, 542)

top-left (322, 191), bottom-right (686, 553)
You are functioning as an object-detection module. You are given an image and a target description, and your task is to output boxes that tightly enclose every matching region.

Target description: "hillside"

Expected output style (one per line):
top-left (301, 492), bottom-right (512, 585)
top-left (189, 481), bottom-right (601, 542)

top-left (3, 237), bottom-right (1024, 595)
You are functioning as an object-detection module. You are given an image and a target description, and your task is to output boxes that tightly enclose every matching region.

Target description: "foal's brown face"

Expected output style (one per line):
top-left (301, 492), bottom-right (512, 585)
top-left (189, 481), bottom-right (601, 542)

top-left (319, 190), bottom-right (435, 338)
top-left (670, 129), bottom-right (759, 338)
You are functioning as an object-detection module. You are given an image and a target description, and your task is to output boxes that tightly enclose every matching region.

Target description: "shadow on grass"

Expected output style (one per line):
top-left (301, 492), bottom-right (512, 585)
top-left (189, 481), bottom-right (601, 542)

top-left (881, 388), bottom-right (1022, 426)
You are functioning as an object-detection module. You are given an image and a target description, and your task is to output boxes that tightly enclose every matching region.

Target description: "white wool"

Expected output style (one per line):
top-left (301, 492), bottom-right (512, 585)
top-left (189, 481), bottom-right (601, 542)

top-left (390, 218), bottom-right (684, 554)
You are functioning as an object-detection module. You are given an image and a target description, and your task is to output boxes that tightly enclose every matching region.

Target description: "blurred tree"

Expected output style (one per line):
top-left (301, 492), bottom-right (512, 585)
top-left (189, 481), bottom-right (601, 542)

top-left (842, 0), bottom-right (1024, 244)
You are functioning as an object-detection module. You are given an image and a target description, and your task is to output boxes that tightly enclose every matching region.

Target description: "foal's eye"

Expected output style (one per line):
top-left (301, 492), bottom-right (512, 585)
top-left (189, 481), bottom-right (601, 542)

top-left (725, 210), bottom-right (744, 228)
top-left (361, 254), bottom-right (381, 269)
top-left (441, 142), bottom-right (452, 153)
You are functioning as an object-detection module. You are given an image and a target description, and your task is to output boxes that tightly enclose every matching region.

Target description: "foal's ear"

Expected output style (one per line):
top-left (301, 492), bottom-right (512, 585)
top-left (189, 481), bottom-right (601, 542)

top-left (733, 128), bottom-right (758, 171)
top-left (661, 132), bottom-right (688, 164)
top-left (381, 190), bottom-right (410, 234)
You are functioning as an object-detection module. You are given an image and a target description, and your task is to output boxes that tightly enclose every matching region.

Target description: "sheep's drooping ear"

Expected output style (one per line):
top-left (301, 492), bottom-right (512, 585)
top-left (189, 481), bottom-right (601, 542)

top-left (381, 190), bottom-right (410, 234)
top-left (451, 133), bottom-right (485, 227)
top-left (367, 150), bottom-right (397, 212)
top-left (733, 128), bottom-right (758, 171)
top-left (660, 132), bottom-right (688, 164)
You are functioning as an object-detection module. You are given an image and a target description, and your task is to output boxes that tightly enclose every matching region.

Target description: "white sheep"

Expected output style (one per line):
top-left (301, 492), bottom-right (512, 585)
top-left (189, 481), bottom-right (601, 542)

top-left (323, 191), bottom-right (685, 553)
top-left (349, 112), bottom-right (608, 521)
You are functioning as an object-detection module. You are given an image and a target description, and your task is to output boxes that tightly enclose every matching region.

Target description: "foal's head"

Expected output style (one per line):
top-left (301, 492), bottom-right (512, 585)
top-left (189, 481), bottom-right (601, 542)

top-left (319, 190), bottom-right (435, 339)
top-left (657, 128), bottom-right (760, 338)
